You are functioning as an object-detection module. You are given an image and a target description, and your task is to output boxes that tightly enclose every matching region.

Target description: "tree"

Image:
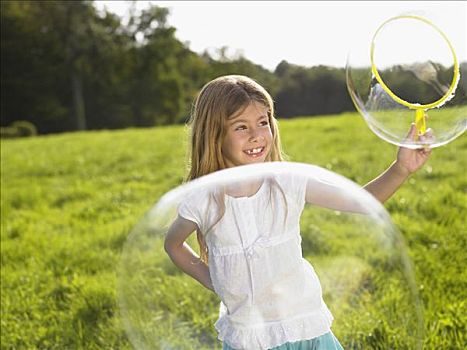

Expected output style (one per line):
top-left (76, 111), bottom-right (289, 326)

top-left (274, 64), bottom-right (353, 118)
top-left (1, 1), bottom-right (126, 133)
top-left (1, 1), bottom-right (69, 133)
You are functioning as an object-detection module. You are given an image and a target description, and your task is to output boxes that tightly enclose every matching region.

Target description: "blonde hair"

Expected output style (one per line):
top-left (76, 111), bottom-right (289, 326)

top-left (186, 75), bottom-right (286, 263)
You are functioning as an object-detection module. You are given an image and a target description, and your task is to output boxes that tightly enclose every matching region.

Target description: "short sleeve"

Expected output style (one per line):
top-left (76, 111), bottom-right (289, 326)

top-left (178, 195), bottom-right (202, 230)
top-left (178, 189), bottom-right (225, 236)
top-left (275, 172), bottom-right (308, 209)
top-left (291, 173), bottom-right (308, 206)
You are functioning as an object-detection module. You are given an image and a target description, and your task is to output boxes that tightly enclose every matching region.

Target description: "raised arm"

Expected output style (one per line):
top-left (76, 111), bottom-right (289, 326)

top-left (164, 216), bottom-right (214, 292)
top-left (364, 124), bottom-right (431, 203)
top-left (362, 161), bottom-right (409, 203)
top-left (305, 124), bottom-right (431, 210)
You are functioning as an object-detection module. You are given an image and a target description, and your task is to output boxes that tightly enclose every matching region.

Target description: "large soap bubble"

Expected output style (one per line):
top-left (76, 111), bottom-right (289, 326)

top-left (118, 162), bottom-right (423, 349)
top-left (346, 14), bottom-right (466, 149)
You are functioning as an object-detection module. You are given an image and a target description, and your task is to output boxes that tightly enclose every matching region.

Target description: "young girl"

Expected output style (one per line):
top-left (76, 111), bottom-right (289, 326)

top-left (164, 75), bottom-right (431, 350)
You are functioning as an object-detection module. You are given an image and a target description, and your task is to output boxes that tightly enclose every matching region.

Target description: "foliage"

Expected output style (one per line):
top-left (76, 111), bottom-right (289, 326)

top-left (1, 1), bottom-right (360, 134)
top-left (1, 1), bottom-right (70, 133)
top-left (1, 113), bottom-right (465, 349)
top-left (2, 2), bottom-right (466, 135)
top-left (0, 121), bottom-right (38, 138)
top-left (274, 61), bottom-right (354, 118)
top-left (1, 1), bottom-right (197, 132)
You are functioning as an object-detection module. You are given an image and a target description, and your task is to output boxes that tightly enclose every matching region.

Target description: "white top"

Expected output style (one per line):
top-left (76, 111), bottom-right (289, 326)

top-left (178, 173), bottom-right (333, 350)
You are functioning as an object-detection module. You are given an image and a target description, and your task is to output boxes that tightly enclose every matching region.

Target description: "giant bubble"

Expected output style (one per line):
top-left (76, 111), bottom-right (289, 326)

top-left (346, 14), bottom-right (466, 149)
top-left (118, 162), bottom-right (423, 349)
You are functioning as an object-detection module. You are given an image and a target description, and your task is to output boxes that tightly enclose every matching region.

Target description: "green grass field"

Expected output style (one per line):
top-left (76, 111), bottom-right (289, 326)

top-left (1, 113), bottom-right (466, 349)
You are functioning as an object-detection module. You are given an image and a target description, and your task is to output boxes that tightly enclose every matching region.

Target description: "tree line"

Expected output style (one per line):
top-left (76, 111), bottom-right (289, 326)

top-left (2, 1), bottom-right (463, 135)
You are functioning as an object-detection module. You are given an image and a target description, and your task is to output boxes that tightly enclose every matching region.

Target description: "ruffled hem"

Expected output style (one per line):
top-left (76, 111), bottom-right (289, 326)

top-left (215, 306), bottom-right (334, 350)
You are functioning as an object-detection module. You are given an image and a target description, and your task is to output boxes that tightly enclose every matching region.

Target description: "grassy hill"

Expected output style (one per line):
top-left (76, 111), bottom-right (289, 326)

top-left (1, 113), bottom-right (465, 349)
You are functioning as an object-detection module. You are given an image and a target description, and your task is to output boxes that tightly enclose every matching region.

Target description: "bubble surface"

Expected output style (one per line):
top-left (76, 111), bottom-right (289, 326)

top-left (118, 162), bottom-right (423, 349)
top-left (346, 15), bottom-right (466, 149)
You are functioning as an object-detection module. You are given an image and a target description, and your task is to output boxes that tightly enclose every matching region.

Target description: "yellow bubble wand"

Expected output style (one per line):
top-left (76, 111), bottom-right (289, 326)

top-left (370, 15), bottom-right (460, 138)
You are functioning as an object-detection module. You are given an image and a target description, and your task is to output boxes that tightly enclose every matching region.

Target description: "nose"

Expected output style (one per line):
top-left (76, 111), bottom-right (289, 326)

top-left (248, 127), bottom-right (263, 142)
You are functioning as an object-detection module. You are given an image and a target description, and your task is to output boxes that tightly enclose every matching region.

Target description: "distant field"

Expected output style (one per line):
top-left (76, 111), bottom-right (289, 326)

top-left (1, 113), bottom-right (466, 349)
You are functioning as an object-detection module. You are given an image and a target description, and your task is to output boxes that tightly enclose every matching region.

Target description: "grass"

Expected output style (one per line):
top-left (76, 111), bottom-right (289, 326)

top-left (1, 112), bottom-right (466, 349)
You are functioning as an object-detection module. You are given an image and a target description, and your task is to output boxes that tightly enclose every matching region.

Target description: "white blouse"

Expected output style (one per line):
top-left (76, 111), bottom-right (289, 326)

top-left (178, 172), bottom-right (333, 350)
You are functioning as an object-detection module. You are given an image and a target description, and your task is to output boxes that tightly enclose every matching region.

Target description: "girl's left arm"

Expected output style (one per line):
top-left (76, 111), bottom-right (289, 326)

top-left (306, 124), bottom-right (431, 211)
top-left (364, 124), bottom-right (431, 203)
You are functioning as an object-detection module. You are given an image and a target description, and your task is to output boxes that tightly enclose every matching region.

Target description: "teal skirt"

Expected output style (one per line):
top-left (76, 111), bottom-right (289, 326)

top-left (222, 331), bottom-right (344, 350)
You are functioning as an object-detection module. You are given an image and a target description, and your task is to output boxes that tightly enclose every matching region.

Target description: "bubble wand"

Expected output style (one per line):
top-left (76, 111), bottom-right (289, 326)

top-left (370, 15), bottom-right (460, 139)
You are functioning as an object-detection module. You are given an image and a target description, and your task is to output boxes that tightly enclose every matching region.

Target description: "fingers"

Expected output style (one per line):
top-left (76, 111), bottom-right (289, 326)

top-left (406, 111), bottom-right (435, 148)
top-left (419, 128), bottom-right (434, 143)
top-left (418, 129), bottom-right (433, 156)
top-left (420, 146), bottom-right (432, 157)
top-left (420, 148), bottom-right (432, 160)
top-left (405, 123), bottom-right (417, 141)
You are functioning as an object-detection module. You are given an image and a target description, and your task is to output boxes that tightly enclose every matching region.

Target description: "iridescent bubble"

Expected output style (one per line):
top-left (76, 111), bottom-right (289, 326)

top-left (346, 14), bottom-right (466, 149)
top-left (118, 162), bottom-right (423, 349)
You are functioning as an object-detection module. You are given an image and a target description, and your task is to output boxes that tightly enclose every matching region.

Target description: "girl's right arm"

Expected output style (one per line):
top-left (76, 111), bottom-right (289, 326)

top-left (164, 216), bottom-right (214, 292)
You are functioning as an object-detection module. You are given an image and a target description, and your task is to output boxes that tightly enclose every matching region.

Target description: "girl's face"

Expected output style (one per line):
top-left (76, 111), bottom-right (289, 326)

top-left (222, 101), bottom-right (273, 168)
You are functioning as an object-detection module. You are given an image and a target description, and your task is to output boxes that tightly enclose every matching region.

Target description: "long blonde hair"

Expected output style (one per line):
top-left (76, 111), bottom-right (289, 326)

top-left (186, 75), bottom-right (286, 263)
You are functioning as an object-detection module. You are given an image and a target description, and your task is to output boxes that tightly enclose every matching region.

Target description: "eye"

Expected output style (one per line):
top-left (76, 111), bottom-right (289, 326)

top-left (235, 125), bottom-right (247, 131)
top-left (259, 119), bottom-right (269, 127)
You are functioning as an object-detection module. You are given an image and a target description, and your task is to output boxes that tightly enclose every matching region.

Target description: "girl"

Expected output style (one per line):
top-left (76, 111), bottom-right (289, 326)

top-left (164, 75), bottom-right (431, 350)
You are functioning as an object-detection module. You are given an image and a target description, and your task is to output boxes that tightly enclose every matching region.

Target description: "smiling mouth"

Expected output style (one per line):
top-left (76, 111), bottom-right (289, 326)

top-left (244, 147), bottom-right (265, 157)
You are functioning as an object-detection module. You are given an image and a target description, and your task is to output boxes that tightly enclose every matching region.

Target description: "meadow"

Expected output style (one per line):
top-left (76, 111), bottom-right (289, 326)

top-left (1, 113), bottom-right (465, 349)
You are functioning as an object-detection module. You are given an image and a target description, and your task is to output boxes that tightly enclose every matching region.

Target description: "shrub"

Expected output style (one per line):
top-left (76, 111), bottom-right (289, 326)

top-left (0, 120), bottom-right (38, 138)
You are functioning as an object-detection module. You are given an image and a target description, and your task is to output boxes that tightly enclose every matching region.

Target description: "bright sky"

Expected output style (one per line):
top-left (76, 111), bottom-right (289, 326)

top-left (94, 1), bottom-right (466, 71)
